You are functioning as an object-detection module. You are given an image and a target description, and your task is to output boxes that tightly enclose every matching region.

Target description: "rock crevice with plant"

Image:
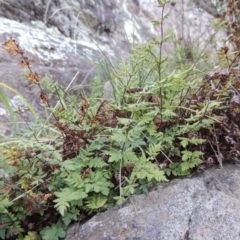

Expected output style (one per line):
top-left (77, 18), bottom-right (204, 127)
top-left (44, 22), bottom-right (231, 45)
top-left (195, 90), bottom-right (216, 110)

top-left (1, 0), bottom-right (240, 239)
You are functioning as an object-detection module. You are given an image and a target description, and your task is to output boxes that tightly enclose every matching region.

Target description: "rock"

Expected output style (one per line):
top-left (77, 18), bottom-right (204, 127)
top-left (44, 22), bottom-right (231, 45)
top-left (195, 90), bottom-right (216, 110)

top-left (66, 164), bottom-right (240, 240)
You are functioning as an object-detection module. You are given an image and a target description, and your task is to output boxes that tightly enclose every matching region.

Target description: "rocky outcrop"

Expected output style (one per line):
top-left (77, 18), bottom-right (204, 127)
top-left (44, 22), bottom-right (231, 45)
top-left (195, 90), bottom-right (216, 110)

top-left (66, 164), bottom-right (240, 240)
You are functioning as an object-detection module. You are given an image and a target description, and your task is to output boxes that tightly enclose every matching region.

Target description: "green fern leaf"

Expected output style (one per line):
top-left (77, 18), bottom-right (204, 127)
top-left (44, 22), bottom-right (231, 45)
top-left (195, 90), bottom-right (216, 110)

top-left (23, 231), bottom-right (37, 240)
top-left (108, 147), bottom-right (123, 162)
top-left (86, 194), bottom-right (107, 210)
top-left (117, 117), bottom-right (133, 125)
top-left (54, 188), bottom-right (87, 216)
top-left (110, 129), bottom-right (127, 142)
top-left (122, 148), bottom-right (138, 162)
top-left (66, 172), bottom-right (84, 188)
top-left (62, 208), bottom-right (79, 226)
top-left (138, 115), bottom-right (154, 125)
top-left (127, 125), bottom-right (146, 141)
top-left (0, 198), bottom-right (12, 213)
top-left (84, 171), bottom-right (113, 195)
top-left (88, 157), bottom-right (107, 168)
top-left (0, 229), bottom-right (5, 240)
top-left (132, 152), bottom-right (167, 182)
top-left (40, 223), bottom-right (66, 240)
top-left (146, 143), bottom-right (162, 160)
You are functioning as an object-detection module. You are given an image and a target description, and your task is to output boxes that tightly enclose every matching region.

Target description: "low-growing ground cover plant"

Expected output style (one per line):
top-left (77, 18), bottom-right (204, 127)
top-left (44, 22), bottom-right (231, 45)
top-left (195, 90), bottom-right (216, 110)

top-left (1, 0), bottom-right (240, 239)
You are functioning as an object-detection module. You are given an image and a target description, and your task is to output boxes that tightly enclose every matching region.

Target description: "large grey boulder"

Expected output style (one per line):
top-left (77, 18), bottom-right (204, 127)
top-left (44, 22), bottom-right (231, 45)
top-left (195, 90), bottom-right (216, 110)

top-left (66, 164), bottom-right (240, 240)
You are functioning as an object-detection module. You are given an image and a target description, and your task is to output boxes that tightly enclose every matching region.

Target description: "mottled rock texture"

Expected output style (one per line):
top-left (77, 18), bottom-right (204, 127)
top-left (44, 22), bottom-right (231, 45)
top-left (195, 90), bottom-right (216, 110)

top-left (66, 164), bottom-right (240, 240)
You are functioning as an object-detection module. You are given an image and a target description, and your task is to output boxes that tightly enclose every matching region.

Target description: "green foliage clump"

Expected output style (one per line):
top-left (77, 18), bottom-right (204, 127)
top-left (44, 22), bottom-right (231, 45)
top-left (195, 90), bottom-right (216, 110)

top-left (1, 0), bottom-right (240, 239)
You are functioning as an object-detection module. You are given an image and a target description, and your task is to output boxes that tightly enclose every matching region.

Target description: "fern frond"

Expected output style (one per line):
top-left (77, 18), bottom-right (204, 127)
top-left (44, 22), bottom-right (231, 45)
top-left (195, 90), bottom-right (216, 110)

top-left (86, 193), bottom-right (107, 210)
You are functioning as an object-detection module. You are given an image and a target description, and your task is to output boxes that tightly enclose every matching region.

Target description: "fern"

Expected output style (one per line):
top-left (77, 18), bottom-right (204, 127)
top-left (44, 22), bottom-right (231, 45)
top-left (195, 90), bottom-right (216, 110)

top-left (122, 147), bottom-right (138, 163)
top-left (108, 147), bottom-right (123, 162)
top-left (54, 188), bottom-right (87, 216)
top-left (62, 207), bottom-right (79, 226)
top-left (0, 198), bottom-right (12, 214)
top-left (165, 163), bottom-right (190, 177)
top-left (40, 222), bottom-right (66, 240)
top-left (88, 157), bottom-right (108, 168)
top-left (90, 75), bottom-right (103, 101)
top-left (138, 115), bottom-right (155, 125)
top-left (146, 143), bottom-right (162, 160)
top-left (110, 128), bottom-right (128, 142)
top-left (127, 125), bottom-right (146, 141)
top-left (24, 231), bottom-right (38, 240)
top-left (178, 137), bottom-right (205, 148)
top-left (65, 172), bottom-right (85, 189)
top-left (84, 170), bottom-right (113, 195)
top-left (86, 193), bottom-right (107, 210)
top-left (131, 151), bottom-right (167, 182)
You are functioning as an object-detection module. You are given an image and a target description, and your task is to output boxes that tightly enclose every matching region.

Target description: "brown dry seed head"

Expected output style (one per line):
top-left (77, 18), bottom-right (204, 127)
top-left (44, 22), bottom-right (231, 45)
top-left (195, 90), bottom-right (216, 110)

top-left (159, 162), bottom-right (168, 169)
top-left (2, 38), bottom-right (24, 56)
top-left (19, 56), bottom-right (31, 67)
top-left (126, 87), bottom-right (143, 93)
top-left (27, 72), bottom-right (40, 84)
top-left (0, 222), bottom-right (7, 228)
top-left (149, 95), bottom-right (162, 105)
top-left (79, 106), bottom-right (87, 116)
top-left (81, 168), bottom-right (91, 179)
top-left (154, 117), bottom-right (162, 126)
top-left (220, 46), bottom-right (229, 54)
top-left (16, 107), bottom-right (23, 114)
top-left (43, 193), bottom-right (54, 202)
top-left (19, 60), bottom-right (27, 68)
top-left (81, 95), bottom-right (90, 108)
top-left (7, 157), bottom-right (19, 166)
top-left (15, 48), bottom-right (24, 55)
top-left (40, 91), bottom-right (49, 104)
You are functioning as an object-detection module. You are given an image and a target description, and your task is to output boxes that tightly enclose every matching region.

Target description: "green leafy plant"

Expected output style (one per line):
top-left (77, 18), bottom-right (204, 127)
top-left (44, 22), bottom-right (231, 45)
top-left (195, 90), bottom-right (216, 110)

top-left (1, 0), bottom-right (240, 239)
